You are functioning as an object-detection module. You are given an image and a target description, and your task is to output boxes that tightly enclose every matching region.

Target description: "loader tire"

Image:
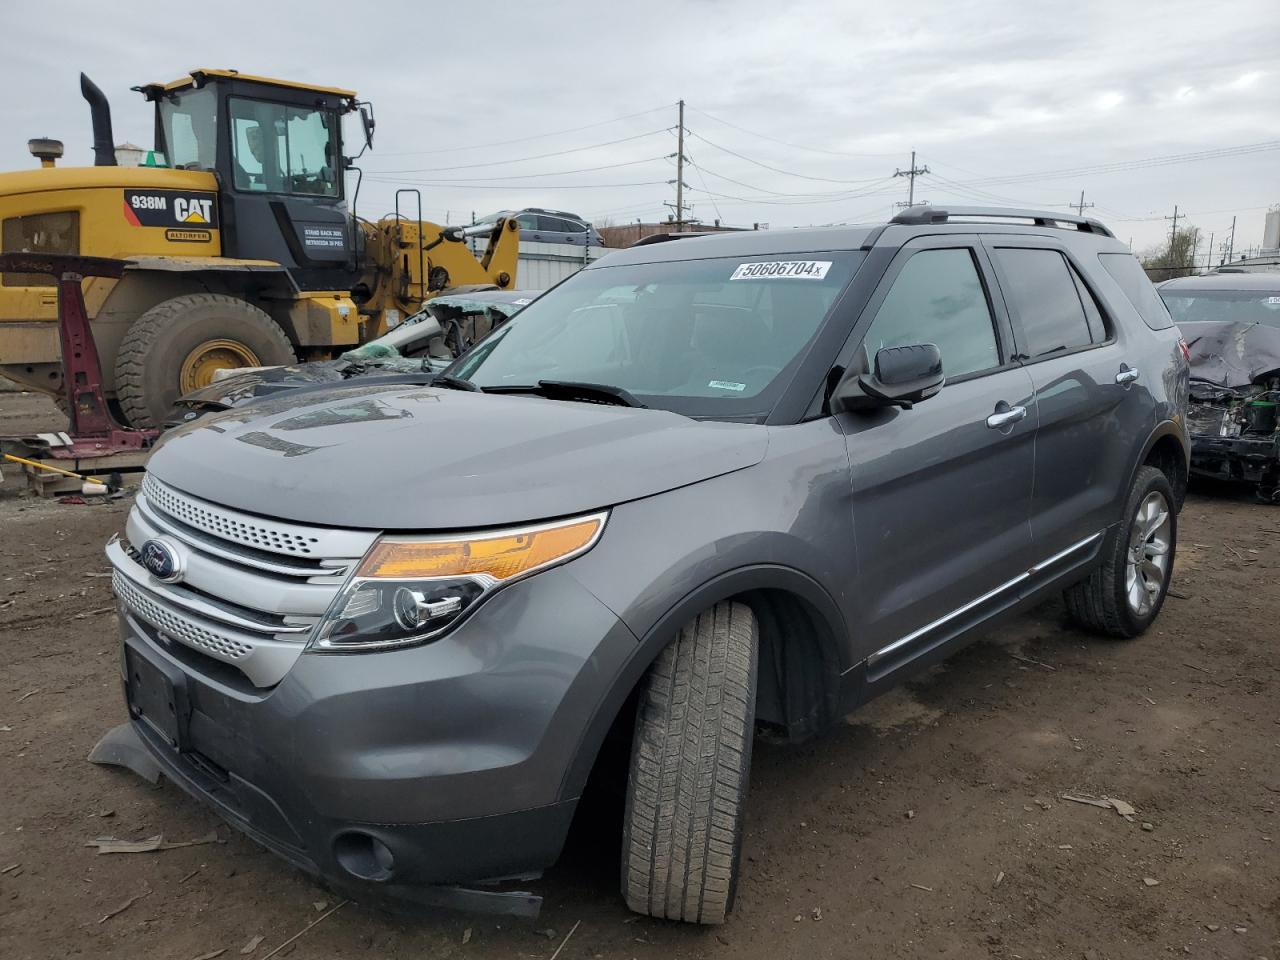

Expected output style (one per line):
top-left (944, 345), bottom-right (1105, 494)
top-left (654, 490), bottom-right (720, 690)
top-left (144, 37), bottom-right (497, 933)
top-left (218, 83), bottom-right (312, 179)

top-left (1064, 465), bottom-right (1177, 639)
top-left (115, 294), bottom-right (294, 429)
top-left (621, 601), bottom-right (758, 925)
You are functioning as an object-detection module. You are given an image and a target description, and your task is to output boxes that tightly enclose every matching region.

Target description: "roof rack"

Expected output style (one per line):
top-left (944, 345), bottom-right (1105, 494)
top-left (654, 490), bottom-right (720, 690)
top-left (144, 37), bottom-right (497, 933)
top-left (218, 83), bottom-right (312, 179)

top-left (889, 205), bottom-right (1114, 238)
top-left (630, 232), bottom-right (710, 247)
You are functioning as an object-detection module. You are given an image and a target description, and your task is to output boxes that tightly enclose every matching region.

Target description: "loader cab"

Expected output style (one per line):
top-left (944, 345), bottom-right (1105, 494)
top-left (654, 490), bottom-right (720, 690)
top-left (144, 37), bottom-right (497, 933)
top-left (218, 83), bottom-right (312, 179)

top-left (139, 70), bottom-right (364, 290)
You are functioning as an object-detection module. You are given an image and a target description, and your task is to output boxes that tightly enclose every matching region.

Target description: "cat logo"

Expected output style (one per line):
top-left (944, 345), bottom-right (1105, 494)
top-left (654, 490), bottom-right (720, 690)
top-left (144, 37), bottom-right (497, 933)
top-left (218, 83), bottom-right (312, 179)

top-left (173, 197), bottom-right (213, 224)
top-left (123, 189), bottom-right (219, 229)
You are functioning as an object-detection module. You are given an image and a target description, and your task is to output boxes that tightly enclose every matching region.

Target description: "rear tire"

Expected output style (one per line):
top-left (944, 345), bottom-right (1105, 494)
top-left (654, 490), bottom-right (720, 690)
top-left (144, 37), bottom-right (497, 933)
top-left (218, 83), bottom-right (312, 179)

top-left (621, 601), bottom-right (758, 925)
top-left (114, 294), bottom-right (294, 428)
top-left (1064, 465), bottom-right (1177, 638)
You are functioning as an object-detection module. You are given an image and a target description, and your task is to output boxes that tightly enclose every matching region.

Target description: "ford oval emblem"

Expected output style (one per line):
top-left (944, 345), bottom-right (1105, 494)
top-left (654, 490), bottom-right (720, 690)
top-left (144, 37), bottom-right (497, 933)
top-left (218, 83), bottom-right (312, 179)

top-left (140, 538), bottom-right (183, 584)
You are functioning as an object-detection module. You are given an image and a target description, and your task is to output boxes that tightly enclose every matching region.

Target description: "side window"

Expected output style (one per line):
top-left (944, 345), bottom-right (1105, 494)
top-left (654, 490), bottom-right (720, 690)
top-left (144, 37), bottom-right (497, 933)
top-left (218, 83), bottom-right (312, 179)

top-left (537, 216), bottom-right (569, 233)
top-left (994, 248), bottom-right (1097, 359)
top-left (1068, 265), bottom-right (1108, 344)
top-left (515, 213), bottom-right (539, 232)
top-left (862, 248), bottom-right (1000, 380)
top-left (1098, 252), bottom-right (1175, 330)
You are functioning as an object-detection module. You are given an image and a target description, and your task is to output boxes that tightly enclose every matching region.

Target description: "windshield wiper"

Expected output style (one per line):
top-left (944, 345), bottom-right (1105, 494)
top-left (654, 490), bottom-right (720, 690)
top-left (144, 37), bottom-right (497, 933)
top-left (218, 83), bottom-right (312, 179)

top-left (484, 380), bottom-right (647, 408)
top-left (429, 373), bottom-right (480, 392)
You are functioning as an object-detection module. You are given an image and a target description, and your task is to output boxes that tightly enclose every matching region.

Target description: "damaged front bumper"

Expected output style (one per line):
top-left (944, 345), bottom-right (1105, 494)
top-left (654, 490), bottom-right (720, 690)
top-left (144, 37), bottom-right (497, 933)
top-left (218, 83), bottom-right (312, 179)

top-left (1189, 430), bottom-right (1280, 487)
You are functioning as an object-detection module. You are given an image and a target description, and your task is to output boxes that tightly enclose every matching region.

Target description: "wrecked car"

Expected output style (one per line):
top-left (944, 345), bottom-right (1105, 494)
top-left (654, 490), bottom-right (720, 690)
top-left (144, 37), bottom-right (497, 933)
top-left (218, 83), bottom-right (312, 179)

top-left (166, 289), bottom-right (538, 424)
top-left (1159, 272), bottom-right (1280, 501)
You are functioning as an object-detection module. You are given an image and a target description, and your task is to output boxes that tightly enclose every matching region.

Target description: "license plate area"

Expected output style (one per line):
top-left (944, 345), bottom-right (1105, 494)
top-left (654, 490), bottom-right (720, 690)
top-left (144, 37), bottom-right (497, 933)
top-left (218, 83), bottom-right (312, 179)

top-left (125, 641), bottom-right (191, 751)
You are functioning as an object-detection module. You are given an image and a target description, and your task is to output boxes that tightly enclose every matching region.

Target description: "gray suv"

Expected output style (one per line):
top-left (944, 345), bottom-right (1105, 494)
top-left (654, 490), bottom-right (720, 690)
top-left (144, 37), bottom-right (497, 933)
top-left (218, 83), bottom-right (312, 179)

top-left (100, 206), bottom-right (1188, 925)
top-left (476, 207), bottom-right (605, 246)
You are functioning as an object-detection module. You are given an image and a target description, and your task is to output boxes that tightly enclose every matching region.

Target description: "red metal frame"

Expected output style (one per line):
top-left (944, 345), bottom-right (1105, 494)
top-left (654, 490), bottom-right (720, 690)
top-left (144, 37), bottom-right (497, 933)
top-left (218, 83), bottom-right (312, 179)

top-left (0, 253), bottom-right (158, 458)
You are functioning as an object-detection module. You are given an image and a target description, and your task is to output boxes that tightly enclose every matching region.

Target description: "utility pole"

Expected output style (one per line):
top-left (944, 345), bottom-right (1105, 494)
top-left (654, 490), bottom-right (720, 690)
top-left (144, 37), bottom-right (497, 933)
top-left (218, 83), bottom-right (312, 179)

top-left (676, 100), bottom-right (685, 231)
top-left (894, 150), bottom-right (929, 207)
top-left (664, 100), bottom-right (691, 230)
top-left (1073, 190), bottom-right (1095, 216)
top-left (1227, 215), bottom-right (1236, 263)
top-left (1206, 231), bottom-right (1214, 270)
top-left (1165, 205), bottom-right (1181, 257)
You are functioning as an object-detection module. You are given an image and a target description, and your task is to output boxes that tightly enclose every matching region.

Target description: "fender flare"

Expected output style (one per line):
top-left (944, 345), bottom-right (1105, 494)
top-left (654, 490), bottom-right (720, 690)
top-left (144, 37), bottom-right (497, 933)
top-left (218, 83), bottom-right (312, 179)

top-left (1130, 418), bottom-right (1190, 506)
top-left (558, 563), bottom-right (849, 800)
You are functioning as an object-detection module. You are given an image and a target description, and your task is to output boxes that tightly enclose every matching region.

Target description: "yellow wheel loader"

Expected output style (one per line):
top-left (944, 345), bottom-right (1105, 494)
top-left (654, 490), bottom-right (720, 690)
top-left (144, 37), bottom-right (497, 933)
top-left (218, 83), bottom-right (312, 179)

top-left (0, 70), bottom-right (519, 427)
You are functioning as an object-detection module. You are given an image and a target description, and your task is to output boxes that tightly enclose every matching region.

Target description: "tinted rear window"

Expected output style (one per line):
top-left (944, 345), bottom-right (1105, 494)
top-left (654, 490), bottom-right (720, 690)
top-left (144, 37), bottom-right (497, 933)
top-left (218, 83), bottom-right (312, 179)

top-left (1098, 253), bottom-right (1175, 330)
top-left (994, 248), bottom-right (1098, 359)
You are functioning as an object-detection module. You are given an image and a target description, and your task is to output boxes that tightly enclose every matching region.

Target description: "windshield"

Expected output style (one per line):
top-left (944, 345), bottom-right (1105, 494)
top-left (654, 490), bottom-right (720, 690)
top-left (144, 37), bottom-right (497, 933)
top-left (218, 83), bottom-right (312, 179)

top-left (158, 88), bottom-right (217, 170)
top-left (229, 98), bottom-right (340, 197)
top-left (450, 252), bottom-right (863, 417)
top-left (1161, 288), bottom-right (1280, 328)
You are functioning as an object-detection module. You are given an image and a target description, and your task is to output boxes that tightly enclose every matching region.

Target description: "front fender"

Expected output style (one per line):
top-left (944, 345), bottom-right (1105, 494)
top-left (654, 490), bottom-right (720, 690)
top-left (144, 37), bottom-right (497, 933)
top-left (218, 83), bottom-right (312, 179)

top-left (559, 560), bottom-right (849, 800)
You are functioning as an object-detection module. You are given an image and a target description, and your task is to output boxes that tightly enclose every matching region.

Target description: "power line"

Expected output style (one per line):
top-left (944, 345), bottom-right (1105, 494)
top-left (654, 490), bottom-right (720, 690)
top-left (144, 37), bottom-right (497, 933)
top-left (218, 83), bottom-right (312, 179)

top-left (684, 149), bottom-right (723, 224)
top-left (365, 128), bottom-right (671, 174)
top-left (363, 155), bottom-right (670, 184)
top-left (364, 177), bottom-right (672, 190)
top-left (684, 179), bottom-right (901, 207)
top-left (935, 140), bottom-right (1280, 189)
top-left (684, 104), bottom-right (901, 159)
top-left (921, 171), bottom-right (1055, 208)
top-left (686, 130), bottom-right (886, 184)
top-left (374, 103), bottom-right (674, 157)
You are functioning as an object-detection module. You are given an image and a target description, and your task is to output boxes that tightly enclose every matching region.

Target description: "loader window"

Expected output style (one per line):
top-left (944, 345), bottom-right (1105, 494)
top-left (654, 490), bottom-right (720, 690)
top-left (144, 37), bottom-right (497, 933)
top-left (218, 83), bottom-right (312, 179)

top-left (158, 87), bottom-right (217, 170)
top-left (230, 99), bottom-right (339, 198)
top-left (2, 212), bottom-right (80, 287)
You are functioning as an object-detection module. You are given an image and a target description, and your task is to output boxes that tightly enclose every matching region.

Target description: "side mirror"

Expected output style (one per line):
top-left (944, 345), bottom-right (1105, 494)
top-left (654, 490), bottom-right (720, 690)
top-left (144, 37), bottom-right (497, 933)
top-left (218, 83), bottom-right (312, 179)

top-left (832, 343), bottom-right (945, 413)
top-left (359, 104), bottom-right (376, 150)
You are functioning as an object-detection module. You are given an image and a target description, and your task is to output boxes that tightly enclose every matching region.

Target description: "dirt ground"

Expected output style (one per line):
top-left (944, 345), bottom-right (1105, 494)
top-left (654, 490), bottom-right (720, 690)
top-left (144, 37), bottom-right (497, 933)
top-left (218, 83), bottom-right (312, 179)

top-left (1, 388), bottom-right (1277, 960)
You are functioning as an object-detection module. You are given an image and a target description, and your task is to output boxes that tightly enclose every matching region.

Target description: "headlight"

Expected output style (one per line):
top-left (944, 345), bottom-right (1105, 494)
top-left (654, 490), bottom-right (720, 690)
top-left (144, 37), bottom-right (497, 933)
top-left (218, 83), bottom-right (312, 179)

top-left (310, 511), bottom-right (606, 652)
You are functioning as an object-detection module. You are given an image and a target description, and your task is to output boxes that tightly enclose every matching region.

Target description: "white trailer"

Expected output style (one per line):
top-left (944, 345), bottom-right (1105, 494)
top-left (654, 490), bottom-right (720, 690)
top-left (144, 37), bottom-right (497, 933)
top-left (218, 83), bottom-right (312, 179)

top-left (471, 238), bottom-right (610, 288)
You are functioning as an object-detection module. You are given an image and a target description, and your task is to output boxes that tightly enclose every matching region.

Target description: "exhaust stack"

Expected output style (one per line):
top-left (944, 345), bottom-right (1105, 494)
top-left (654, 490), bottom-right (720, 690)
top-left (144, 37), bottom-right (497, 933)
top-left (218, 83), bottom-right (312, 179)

top-left (79, 73), bottom-right (116, 166)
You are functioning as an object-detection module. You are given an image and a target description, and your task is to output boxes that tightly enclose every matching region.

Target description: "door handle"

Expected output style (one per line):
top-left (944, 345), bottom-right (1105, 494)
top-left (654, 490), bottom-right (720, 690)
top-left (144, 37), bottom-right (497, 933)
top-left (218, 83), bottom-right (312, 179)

top-left (1116, 365), bottom-right (1140, 385)
top-left (986, 404), bottom-right (1028, 429)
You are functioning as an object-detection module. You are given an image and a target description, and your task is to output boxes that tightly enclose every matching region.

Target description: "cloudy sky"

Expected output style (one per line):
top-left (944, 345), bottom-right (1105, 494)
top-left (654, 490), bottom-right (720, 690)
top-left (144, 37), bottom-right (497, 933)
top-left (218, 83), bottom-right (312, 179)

top-left (4, 0), bottom-right (1276, 257)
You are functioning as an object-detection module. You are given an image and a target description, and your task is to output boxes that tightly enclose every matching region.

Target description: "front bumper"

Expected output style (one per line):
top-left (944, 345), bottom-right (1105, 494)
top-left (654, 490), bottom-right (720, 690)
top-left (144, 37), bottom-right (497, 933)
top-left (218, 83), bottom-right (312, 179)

top-left (1189, 432), bottom-right (1280, 484)
top-left (103, 564), bottom-right (637, 905)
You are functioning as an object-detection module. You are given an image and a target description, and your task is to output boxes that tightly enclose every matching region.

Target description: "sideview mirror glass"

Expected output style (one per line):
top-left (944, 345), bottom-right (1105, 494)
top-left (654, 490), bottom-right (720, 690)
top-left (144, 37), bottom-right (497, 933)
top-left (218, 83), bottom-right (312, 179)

top-left (832, 343), bottom-right (945, 412)
top-left (360, 105), bottom-right (375, 150)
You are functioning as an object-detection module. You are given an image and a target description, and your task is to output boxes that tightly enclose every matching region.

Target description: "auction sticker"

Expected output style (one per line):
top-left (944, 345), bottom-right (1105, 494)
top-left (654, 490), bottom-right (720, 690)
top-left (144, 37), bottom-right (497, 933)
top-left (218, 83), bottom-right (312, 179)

top-left (730, 260), bottom-right (831, 281)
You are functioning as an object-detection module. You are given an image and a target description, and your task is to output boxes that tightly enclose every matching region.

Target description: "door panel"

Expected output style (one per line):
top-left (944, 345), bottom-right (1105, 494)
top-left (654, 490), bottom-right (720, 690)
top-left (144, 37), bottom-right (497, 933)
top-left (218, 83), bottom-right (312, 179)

top-left (1019, 346), bottom-right (1153, 553)
top-left (983, 239), bottom-right (1156, 555)
top-left (841, 367), bottom-right (1037, 662)
top-left (836, 238), bottom-right (1036, 666)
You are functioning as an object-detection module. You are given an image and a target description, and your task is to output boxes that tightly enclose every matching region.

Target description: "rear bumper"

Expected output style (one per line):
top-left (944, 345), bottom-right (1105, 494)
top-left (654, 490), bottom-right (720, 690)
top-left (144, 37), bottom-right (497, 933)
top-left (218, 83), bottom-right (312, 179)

top-left (105, 564), bottom-right (638, 903)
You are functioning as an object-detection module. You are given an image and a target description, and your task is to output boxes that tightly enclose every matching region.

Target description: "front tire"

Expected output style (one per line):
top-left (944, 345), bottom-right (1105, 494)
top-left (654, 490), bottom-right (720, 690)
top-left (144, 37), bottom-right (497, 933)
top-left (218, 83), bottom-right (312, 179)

top-left (1064, 465), bottom-right (1177, 638)
top-left (114, 294), bottom-right (295, 428)
top-left (621, 601), bottom-right (758, 925)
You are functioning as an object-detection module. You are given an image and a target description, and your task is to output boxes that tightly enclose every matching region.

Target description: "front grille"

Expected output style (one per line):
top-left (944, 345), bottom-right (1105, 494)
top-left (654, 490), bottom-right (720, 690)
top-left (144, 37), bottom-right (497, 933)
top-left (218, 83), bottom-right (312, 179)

top-left (113, 572), bottom-right (253, 661)
top-left (143, 474), bottom-right (323, 556)
top-left (110, 478), bottom-right (381, 687)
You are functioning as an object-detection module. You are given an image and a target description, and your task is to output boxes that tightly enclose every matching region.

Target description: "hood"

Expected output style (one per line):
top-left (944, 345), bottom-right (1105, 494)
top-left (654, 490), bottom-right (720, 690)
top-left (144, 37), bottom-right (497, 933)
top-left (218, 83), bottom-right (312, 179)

top-left (150, 383), bottom-right (768, 529)
top-left (1181, 320), bottom-right (1280, 388)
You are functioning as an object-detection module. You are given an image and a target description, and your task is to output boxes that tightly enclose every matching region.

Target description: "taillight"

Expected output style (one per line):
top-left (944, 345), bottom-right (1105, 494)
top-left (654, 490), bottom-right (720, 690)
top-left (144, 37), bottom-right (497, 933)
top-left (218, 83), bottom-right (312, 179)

top-left (1178, 338), bottom-right (1191, 363)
